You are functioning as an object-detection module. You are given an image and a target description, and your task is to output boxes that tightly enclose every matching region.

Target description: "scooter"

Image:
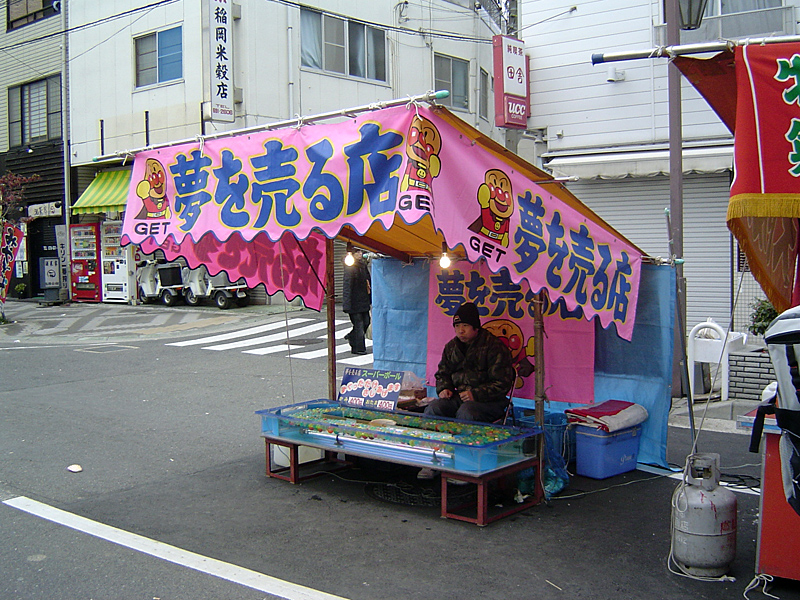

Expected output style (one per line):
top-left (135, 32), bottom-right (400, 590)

top-left (182, 264), bottom-right (249, 309)
top-left (135, 259), bottom-right (186, 306)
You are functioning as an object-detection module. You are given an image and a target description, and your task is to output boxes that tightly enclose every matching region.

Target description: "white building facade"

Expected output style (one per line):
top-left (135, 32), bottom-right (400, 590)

top-left (517, 0), bottom-right (793, 331)
top-left (65, 0), bottom-right (512, 302)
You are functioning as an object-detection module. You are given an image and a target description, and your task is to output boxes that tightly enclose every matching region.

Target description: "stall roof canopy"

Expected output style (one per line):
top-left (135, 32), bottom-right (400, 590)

top-left (72, 169), bottom-right (131, 214)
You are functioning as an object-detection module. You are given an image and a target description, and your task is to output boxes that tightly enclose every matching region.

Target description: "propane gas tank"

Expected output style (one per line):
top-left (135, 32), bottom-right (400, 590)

top-left (671, 453), bottom-right (737, 577)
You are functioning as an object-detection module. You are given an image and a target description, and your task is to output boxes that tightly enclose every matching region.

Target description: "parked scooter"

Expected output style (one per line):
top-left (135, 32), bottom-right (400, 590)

top-left (182, 264), bottom-right (249, 309)
top-left (135, 259), bottom-right (186, 306)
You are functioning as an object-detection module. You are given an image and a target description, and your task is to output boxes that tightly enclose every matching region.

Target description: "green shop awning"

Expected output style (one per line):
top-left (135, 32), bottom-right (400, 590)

top-left (72, 169), bottom-right (131, 214)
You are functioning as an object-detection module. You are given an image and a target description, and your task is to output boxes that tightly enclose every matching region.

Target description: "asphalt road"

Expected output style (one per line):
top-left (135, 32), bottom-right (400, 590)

top-left (1, 300), bottom-right (799, 600)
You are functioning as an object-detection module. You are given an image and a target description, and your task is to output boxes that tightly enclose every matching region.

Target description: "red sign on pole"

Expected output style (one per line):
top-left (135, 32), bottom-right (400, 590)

top-left (1, 221), bottom-right (24, 304)
top-left (493, 35), bottom-right (529, 129)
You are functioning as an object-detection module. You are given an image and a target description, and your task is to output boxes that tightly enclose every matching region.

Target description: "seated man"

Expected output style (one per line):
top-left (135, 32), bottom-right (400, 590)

top-left (418, 302), bottom-right (515, 480)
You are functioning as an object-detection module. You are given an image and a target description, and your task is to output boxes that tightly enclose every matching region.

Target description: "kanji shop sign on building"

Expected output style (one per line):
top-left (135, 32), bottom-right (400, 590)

top-left (493, 35), bottom-right (529, 129)
top-left (209, 0), bottom-right (234, 123)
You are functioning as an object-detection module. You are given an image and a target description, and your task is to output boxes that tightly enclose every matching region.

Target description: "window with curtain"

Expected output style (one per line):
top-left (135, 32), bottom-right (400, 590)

top-left (8, 75), bottom-right (62, 147)
top-left (300, 8), bottom-right (386, 82)
top-left (135, 26), bottom-right (183, 88)
top-left (434, 54), bottom-right (469, 111)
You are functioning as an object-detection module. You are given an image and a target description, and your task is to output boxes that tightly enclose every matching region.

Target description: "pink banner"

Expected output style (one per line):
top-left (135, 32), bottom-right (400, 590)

top-left (1, 222), bottom-right (24, 304)
top-left (426, 263), bottom-right (594, 404)
top-left (121, 104), bottom-right (640, 338)
top-left (140, 231), bottom-right (327, 310)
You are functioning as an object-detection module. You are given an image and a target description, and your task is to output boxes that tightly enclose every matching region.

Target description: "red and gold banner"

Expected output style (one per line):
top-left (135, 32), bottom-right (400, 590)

top-left (729, 43), bottom-right (800, 311)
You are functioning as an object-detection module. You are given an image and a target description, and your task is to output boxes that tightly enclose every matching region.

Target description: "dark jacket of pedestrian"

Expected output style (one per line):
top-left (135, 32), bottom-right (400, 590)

top-left (342, 253), bottom-right (371, 314)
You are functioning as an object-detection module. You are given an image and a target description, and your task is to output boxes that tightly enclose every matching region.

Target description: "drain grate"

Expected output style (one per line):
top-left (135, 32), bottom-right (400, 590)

top-left (365, 481), bottom-right (474, 507)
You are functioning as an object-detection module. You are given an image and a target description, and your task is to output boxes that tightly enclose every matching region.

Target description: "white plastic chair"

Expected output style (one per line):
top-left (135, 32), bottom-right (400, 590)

top-left (686, 320), bottom-right (747, 402)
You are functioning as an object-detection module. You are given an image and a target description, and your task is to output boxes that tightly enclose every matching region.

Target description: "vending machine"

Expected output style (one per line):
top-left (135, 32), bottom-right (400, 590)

top-left (69, 223), bottom-right (101, 302)
top-left (100, 221), bottom-right (134, 303)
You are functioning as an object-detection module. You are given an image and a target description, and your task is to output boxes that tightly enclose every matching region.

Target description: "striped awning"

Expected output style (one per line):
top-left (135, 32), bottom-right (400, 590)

top-left (72, 169), bottom-right (131, 214)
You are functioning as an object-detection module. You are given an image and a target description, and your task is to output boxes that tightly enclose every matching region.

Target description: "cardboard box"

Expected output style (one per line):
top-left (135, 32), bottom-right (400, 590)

top-left (576, 424), bottom-right (641, 479)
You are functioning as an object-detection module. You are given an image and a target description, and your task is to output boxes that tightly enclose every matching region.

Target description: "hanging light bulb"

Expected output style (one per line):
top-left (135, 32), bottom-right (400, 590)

top-left (439, 242), bottom-right (451, 269)
top-left (344, 242), bottom-right (355, 266)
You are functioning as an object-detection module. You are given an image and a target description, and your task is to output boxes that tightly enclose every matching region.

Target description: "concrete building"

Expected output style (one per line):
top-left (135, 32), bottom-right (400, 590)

top-left (1, 1), bottom-right (67, 299)
top-left (64, 0), bottom-right (510, 303)
top-left (516, 0), bottom-right (794, 332)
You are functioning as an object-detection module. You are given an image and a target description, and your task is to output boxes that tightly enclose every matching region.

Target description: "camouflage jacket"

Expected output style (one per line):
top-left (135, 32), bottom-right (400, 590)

top-left (435, 328), bottom-right (515, 403)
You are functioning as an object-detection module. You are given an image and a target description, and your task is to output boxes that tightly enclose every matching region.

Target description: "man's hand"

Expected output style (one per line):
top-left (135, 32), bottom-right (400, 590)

top-left (439, 389), bottom-right (453, 399)
top-left (459, 389), bottom-right (475, 403)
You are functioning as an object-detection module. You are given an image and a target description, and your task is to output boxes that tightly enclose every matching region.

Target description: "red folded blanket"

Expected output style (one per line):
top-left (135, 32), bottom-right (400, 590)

top-left (565, 400), bottom-right (648, 432)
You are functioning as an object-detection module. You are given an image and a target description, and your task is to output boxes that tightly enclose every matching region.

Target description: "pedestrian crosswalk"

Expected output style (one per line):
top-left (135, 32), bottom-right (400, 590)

top-left (165, 316), bottom-right (374, 364)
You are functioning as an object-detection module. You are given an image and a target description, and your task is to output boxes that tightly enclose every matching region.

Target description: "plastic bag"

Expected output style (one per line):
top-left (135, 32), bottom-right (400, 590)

top-left (400, 371), bottom-right (426, 399)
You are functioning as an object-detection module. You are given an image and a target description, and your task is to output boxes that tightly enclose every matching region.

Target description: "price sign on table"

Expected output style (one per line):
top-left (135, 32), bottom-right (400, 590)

top-left (337, 368), bottom-right (404, 411)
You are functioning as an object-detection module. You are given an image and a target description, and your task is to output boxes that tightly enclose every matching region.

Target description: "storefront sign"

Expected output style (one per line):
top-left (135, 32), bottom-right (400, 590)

top-left (121, 104), bottom-right (641, 339)
top-left (1, 222), bottom-right (24, 303)
top-left (338, 367), bottom-right (404, 411)
top-left (208, 0), bottom-right (234, 123)
top-left (54, 224), bottom-right (69, 291)
top-left (28, 202), bottom-right (62, 219)
top-left (493, 35), bottom-right (529, 129)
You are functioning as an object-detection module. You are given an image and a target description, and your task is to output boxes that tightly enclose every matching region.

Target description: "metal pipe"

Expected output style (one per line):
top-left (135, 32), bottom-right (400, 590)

top-left (92, 90), bottom-right (451, 163)
top-left (591, 33), bottom-right (800, 65)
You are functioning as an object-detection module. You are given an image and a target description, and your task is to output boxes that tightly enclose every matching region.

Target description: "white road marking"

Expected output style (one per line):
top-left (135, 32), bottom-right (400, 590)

top-left (203, 320), bottom-right (348, 351)
top-left (4, 496), bottom-right (349, 600)
top-left (166, 318), bottom-right (312, 346)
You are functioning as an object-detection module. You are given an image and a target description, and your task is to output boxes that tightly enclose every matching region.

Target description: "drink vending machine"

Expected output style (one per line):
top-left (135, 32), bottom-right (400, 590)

top-left (69, 223), bottom-right (101, 302)
top-left (100, 221), bottom-right (135, 303)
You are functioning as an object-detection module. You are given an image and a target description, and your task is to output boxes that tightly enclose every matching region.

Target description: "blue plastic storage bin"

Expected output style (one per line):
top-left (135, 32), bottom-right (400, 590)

top-left (575, 424), bottom-right (641, 479)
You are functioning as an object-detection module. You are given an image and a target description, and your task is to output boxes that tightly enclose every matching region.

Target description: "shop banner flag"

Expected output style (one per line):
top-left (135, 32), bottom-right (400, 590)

top-left (426, 262), bottom-right (594, 404)
top-left (1, 221), bottom-right (23, 305)
top-left (729, 43), bottom-right (800, 311)
top-left (121, 104), bottom-right (640, 338)
top-left (139, 230), bottom-right (327, 310)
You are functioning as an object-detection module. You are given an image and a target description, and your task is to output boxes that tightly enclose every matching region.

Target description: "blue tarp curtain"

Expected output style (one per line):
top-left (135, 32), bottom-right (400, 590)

top-left (372, 260), bottom-right (674, 468)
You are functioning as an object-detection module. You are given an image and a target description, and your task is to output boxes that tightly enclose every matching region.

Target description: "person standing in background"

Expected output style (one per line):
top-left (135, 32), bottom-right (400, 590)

top-left (343, 248), bottom-right (371, 355)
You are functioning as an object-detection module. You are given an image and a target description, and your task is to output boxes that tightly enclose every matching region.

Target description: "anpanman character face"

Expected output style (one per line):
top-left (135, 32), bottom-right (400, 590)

top-left (406, 115), bottom-right (442, 168)
top-left (145, 159), bottom-right (166, 199)
top-left (484, 169), bottom-right (514, 220)
top-left (483, 319), bottom-right (525, 361)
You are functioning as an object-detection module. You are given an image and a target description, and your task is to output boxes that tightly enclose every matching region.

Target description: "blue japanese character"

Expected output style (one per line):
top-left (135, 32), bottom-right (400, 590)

top-left (562, 224), bottom-right (595, 305)
top-left (170, 150), bottom-right (213, 231)
top-left (545, 211), bottom-right (567, 290)
top-left (344, 123), bottom-right (402, 217)
top-left (591, 245), bottom-right (612, 311)
top-left (608, 252), bottom-right (632, 322)
top-left (250, 139), bottom-right (301, 228)
top-left (465, 271), bottom-right (490, 308)
top-left (435, 269), bottom-right (466, 315)
top-left (513, 191), bottom-right (546, 273)
top-left (304, 139), bottom-right (345, 222)
top-left (489, 269), bottom-right (525, 319)
top-left (213, 149), bottom-right (250, 229)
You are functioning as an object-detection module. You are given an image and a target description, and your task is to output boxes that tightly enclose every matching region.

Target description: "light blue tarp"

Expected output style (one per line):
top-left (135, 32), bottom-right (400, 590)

top-left (372, 259), bottom-right (675, 468)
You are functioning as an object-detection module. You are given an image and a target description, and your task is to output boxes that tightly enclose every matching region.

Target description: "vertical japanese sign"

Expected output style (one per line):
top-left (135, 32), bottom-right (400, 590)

top-left (493, 35), bottom-right (529, 129)
top-left (1, 222), bottom-right (24, 304)
top-left (209, 0), bottom-right (234, 123)
top-left (728, 43), bottom-right (800, 311)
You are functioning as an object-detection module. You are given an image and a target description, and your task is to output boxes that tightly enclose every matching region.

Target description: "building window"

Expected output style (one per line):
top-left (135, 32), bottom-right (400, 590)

top-left (659, 0), bottom-right (790, 43)
top-left (300, 9), bottom-right (386, 82)
top-left (704, 0), bottom-right (782, 16)
top-left (8, 75), bottom-right (61, 147)
top-left (135, 26), bottom-right (183, 88)
top-left (479, 68), bottom-right (489, 121)
top-left (434, 54), bottom-right (469, 111)
top-left (7, 0), bottom-right (59, 30)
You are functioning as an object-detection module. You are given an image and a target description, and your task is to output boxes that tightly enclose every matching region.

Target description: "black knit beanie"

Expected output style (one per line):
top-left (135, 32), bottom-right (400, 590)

top-left (453, 302), bottom-right (481, 329)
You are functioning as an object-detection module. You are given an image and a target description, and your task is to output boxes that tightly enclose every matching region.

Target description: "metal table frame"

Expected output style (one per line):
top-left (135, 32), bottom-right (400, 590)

top-left (262, 435), bottom-right (543, 526)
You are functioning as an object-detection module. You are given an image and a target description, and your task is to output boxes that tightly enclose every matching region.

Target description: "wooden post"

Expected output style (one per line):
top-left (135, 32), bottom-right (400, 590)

top-left (326, 237), bottom-right (337, 401)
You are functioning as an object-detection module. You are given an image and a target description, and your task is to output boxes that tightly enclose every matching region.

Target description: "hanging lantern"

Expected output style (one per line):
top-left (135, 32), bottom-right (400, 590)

top-left (678, 0), bottom-right (709, 30)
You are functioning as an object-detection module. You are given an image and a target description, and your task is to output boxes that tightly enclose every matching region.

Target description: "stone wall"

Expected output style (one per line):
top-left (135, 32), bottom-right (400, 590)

top-left (729, 346), bottom-right (775, 402)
